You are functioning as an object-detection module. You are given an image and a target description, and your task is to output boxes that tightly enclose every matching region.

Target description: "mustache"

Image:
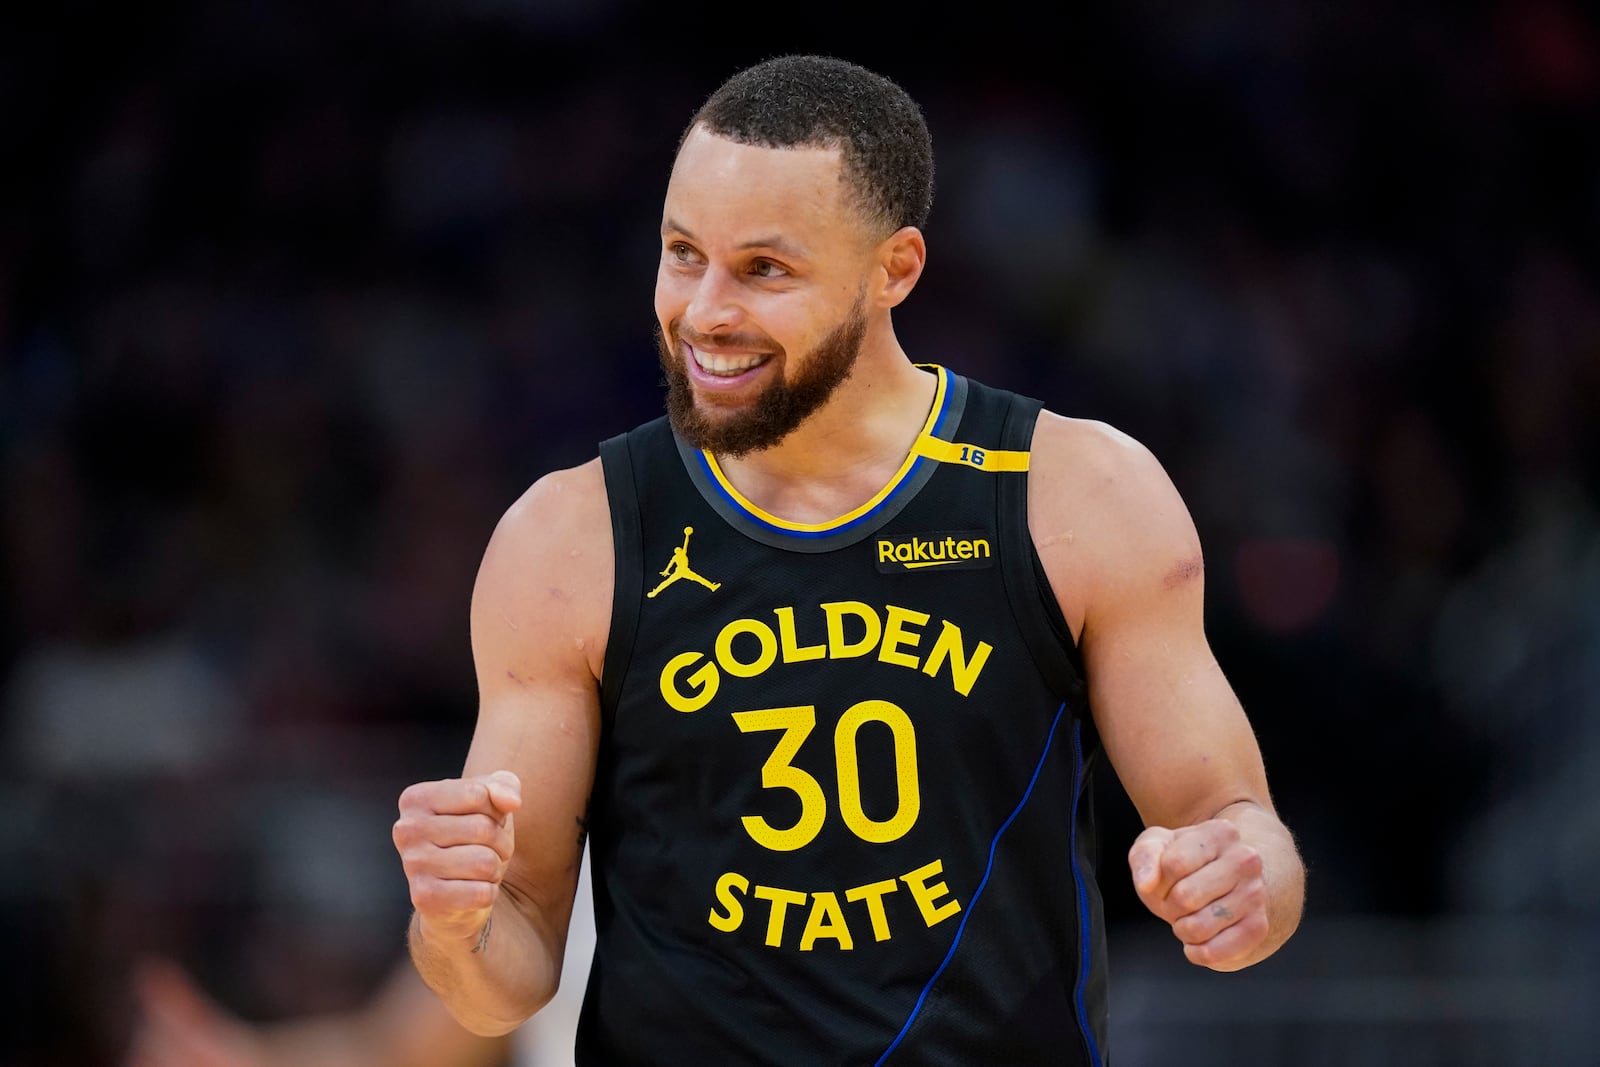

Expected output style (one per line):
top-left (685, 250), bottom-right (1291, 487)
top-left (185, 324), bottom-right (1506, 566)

top-left (667, 321), bottom-right (777, 353)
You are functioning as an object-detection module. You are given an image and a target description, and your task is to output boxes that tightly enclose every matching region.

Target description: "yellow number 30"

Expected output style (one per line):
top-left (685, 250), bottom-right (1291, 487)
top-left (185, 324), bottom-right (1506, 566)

top-left (731, 701), bottom-right (921, 852)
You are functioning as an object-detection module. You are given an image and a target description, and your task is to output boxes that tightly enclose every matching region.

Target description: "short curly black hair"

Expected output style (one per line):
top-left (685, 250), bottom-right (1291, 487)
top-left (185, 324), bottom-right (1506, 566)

top-left (682, 54), bottom-right (934, 237)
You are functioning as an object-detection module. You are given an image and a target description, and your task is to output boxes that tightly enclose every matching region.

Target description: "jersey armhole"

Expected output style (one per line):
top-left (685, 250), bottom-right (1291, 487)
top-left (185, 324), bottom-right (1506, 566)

top-left (996, 396), bottom-right (1088, 702)
top-left (599, 431), bottom-right (644, 734)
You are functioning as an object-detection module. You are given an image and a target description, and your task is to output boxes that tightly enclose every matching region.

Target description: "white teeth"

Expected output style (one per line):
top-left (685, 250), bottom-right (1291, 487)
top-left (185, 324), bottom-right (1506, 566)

top-left (692, 346), bottom-right (768, 377)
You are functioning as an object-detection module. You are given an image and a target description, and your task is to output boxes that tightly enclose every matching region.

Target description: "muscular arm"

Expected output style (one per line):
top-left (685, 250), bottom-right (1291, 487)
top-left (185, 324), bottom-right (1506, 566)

top-left (400, 460), bottom-right (612, 1034)
top-left (1030, 413), bottom-right (1304, 970)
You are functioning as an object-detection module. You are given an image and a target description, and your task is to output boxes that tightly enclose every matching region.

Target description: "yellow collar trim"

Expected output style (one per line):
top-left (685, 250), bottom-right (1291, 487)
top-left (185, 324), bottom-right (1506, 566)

top-left (700, 365), bottom-right (952, 533)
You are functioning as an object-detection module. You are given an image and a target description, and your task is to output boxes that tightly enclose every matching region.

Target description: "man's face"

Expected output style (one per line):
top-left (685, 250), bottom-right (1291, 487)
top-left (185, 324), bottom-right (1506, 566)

top-left (654, 126), bottom-right (877, 456)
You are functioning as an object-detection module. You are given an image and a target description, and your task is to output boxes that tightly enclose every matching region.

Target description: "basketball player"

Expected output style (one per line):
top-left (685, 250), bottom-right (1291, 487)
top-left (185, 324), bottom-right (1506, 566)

top-left (391, 54), bottom-right (1305, 1065)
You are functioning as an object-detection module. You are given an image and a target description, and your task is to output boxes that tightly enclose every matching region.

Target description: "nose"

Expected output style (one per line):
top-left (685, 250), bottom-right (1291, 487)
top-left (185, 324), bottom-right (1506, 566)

top-left (681, 266), bottom-right (745, 338)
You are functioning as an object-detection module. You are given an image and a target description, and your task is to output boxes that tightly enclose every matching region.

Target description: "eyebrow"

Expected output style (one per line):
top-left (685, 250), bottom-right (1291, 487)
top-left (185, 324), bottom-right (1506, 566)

top-left (662, 218), bottom-right (810, 261)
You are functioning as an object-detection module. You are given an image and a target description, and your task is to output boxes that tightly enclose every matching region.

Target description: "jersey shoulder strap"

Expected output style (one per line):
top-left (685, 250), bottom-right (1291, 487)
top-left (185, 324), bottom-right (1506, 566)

top-left (980, 381), bottom-right (1086, 698)
top-left (598, 422), bottom-right (656, 724)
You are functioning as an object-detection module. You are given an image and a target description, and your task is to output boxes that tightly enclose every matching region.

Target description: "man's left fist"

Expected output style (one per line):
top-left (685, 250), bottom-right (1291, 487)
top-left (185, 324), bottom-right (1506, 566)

top-left (1128, 818), bottom-right (1268, 971)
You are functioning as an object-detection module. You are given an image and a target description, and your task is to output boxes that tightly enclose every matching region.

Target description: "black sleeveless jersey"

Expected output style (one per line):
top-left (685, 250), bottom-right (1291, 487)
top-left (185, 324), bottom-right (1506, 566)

top-left (583, 366), bottom-right (1108, 1066)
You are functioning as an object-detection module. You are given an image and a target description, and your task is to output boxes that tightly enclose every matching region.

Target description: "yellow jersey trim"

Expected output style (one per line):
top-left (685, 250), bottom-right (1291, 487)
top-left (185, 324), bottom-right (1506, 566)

top-left (910, 437), bottom-right (1030, 471)
top-left (700, 366), bottom-right (953, 534)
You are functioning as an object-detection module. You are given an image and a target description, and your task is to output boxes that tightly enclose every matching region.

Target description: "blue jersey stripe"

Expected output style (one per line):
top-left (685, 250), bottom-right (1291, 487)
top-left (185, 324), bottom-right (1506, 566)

top-left (875, 702), bottom-right (1069, 1065)
top-left (695, 451), bottom-right (933, 539)
top-left (1070, 721), bottom-right (1104, 1067)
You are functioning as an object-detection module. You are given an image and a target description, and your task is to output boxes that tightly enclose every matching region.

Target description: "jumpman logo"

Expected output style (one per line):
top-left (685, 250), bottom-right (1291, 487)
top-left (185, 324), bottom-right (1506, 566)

top-left (648, 526), bottom-right (721, 598)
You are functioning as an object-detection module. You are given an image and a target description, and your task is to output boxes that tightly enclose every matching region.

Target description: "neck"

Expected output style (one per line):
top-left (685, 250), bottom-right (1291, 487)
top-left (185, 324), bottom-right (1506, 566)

top-left (712, 330), bottom-right (939, 524)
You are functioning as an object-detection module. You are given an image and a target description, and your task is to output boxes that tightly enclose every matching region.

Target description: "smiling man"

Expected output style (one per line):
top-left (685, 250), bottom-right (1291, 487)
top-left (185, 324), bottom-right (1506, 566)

top-left (393, 54), bottom-right (1305, 1065)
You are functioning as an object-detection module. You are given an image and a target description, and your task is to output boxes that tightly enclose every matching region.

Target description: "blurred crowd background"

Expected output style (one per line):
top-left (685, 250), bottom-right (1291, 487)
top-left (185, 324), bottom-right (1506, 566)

top-left (3, 2), bottom-right (1598, 1064)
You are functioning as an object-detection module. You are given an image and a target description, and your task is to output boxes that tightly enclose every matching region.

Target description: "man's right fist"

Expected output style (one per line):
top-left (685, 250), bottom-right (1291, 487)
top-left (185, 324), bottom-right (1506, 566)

top-left (393, 771), bottom-right (523, 945)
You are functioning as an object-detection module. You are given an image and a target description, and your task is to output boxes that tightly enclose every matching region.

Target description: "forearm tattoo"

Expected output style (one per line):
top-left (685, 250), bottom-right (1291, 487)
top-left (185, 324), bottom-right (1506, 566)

top-left (471, 915), bottom-right (493, 954)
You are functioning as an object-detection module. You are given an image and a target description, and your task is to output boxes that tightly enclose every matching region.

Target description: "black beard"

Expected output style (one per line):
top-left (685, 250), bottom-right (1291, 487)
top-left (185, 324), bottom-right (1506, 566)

top-left (656, 303), bottom-right (868, 458)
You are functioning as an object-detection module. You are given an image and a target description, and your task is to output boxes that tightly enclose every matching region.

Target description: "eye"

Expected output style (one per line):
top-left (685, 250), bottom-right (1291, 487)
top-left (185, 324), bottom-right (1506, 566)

top-left (748, 259), bottom-right (787, 279)
top-left (666, 242), bottom-right (700, 265)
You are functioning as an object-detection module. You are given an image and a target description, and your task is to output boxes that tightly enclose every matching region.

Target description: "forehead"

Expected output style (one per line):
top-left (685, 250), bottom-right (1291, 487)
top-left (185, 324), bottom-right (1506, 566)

top-left (663, 126), bottom-right (860, 249)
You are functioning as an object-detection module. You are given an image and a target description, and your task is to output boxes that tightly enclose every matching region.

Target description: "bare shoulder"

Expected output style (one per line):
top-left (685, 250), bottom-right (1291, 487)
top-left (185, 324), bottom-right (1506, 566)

top-left (1029, 411), bottom-right (1192, 521)
top-left (486, 458), bottom-right (612, 559)
top-left (1027, 411), bottom-right (1204, 635)
top-left (472, 458), bottom-right (614, 682)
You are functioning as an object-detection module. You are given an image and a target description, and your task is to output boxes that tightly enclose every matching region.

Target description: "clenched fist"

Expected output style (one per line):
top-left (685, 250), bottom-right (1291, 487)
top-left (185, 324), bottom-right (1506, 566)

top-left (1128, 818), bottom-right (1268, 972)
top-left (393, 771), bottom-right (523, 946)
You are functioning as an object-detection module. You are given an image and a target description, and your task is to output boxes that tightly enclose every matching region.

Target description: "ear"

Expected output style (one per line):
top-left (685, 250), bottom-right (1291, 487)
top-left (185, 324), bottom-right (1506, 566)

top-left (871, 226), bottom-right (927, 309)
